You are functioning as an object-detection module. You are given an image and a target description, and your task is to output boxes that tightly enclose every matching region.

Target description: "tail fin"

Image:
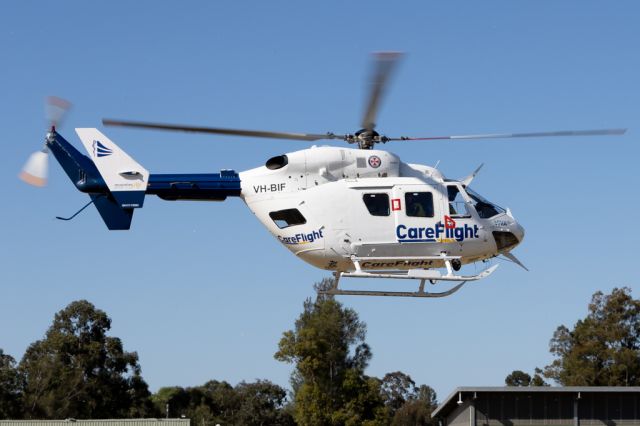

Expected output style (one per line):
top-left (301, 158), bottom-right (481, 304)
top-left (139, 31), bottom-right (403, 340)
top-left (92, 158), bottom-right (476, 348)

top-left (75, 128), bottom-right (149, 209)
top-left (90, 194), bottom-right (135, 230)
top-left (45, 129), bottom-right (147, 230)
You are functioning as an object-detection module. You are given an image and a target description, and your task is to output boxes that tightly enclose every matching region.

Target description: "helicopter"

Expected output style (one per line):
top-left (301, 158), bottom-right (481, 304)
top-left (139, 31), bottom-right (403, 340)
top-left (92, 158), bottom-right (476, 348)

top-left (20, 53), bottom-right (626, 298)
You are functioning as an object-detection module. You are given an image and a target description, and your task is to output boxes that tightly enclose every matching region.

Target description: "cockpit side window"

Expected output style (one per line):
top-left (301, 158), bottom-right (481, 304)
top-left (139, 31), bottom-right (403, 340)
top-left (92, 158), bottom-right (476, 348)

top-left (447, 185), bottom-right (470, 217)
top-left (363, 193), bottom-right (390, 216)
top-left (269, 208), bottom-right (306, 229)
top-left (405, 192), bottom-right (434, 217)
top-left (465, 187), bottom-right (506, 219)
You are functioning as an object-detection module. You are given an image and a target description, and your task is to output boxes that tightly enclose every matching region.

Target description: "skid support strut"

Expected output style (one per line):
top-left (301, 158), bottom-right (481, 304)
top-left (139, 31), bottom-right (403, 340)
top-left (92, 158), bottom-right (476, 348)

top-left (317, 257), bottom-right (498, 298)
top-left (319, 272), bottom-right (466, 298)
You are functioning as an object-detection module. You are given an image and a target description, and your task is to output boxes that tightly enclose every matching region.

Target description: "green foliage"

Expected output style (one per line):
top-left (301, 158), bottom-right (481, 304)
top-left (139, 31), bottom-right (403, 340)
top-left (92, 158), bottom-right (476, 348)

top-left (389, 384), bottom-right (437, 426)
top-left (18, 300), bottom-right (154, 419)
top-left (275, 279), bottom-right (388, 425)
top-left (1, 289), bottom-right (445, 423)
top-left (0, 349), bottom-right (22, 418)
top-left (505, 370), bottom-right (532, 386)
top-left (234, 380), bottom-right (294, 426)
top-left (530, 368), bottom-right (548, 387)
top-left (151, 379), bottom-right (294, 426)
top-left (504, 369), bottom-right (548, 387)
top-left (381, 371), bottom-right (416, 412)
top-left (544, 287), bottom-right (640, 386)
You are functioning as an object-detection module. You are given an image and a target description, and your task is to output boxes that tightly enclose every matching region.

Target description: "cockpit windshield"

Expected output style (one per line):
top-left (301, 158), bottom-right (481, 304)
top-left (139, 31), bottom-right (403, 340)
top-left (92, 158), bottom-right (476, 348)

top-left (464, 187), bottom-right (506, 219)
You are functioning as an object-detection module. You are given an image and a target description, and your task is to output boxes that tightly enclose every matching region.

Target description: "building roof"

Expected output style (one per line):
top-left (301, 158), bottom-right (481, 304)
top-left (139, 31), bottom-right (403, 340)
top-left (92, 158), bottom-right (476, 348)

top-left (432, 386), bottom-right (640, 418)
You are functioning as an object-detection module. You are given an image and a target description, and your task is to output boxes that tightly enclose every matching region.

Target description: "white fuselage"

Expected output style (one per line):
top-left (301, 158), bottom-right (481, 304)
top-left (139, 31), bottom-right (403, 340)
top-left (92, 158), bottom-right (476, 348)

top-left (239, 146), bottom-right (524, 272)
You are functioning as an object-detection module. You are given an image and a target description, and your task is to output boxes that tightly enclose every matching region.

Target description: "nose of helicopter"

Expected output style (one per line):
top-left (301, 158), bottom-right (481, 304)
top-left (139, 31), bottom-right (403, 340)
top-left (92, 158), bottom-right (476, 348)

top-left (512, 221), bottom-right (525, 243)
top-left (505, 208), bottom-right (525, 242)
top-left (491, 211), bottom-right (525, 252)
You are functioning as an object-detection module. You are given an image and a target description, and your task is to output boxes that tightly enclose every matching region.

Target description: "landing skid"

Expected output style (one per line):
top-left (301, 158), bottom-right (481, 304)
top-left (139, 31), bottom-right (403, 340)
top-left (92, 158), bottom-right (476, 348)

top-left (318, 256), bottom-right (498, 298)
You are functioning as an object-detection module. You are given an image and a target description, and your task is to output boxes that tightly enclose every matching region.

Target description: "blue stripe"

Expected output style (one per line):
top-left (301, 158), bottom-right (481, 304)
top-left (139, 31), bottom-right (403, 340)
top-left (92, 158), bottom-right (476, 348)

top-left (147, 172), bottom-right (241, 201)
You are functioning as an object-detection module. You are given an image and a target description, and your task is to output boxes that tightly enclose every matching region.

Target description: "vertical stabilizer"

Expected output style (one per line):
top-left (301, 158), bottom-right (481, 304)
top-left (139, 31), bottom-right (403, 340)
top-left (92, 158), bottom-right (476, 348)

top-left (75, 128), bottom-right (149, 208)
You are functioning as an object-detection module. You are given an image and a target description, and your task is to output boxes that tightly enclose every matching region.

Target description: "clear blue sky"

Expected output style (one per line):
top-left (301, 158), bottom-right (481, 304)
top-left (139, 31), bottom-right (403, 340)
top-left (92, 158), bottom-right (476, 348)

top-left (1, 1), bottom-right (639, 400)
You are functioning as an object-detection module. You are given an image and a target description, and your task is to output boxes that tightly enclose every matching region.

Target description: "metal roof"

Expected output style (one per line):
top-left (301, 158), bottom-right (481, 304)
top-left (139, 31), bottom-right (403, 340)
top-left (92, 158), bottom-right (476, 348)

top-left (432, 386), bottom-right (640, 418)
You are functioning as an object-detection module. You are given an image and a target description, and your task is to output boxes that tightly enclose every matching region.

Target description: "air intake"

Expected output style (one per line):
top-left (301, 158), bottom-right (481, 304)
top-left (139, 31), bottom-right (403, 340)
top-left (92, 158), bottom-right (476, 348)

top-left (493, 231), bottom-right (519, 252)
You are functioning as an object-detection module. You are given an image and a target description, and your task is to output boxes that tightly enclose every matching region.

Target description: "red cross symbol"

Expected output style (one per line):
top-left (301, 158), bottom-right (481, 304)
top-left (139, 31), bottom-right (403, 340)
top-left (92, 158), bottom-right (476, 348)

top-left (444, 215), bottom-right (456, 229)
top-left (368, 155), bottom-right (382, 168)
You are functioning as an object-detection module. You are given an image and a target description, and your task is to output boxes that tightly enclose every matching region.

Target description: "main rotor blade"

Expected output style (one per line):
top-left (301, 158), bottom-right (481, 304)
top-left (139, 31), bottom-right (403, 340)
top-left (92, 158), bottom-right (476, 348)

top-left (386, 128), bottom-right (627, 142)
top-left (361, 52), bottom-right (403, 131)
top-left (102, 119), bottom-right (344, 142)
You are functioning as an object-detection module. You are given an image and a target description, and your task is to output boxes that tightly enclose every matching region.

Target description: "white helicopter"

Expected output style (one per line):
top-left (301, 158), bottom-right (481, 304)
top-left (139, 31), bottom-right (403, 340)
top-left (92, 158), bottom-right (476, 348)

top-left (21, 53), bottom-right (626, 297)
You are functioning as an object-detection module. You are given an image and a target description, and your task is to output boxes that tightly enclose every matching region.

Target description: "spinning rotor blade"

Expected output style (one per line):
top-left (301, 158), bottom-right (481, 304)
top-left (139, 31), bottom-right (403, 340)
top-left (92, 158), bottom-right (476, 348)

top-left (20, 97), bottom-right (72, 187)
top-left (19, 148), bottom-right (49, 187)
top-left (102, 119), bottom-right (344, 142)
top-left (386, 128), bottom-right (627, 142)
top-left (45, 96), bottom-right (72, 129)
top-left (361, 52), bottom-right (403, 131)
top-left (101, 53), bottom-right (625, 150)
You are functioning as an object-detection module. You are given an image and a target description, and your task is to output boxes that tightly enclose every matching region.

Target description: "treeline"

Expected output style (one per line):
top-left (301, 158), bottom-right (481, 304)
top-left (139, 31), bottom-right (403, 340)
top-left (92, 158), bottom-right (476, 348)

top-left (503, 286), bottom-right (640, 388)
top-left (0, 279), bottom-right (437, 425)
top-left (1, 283), bottom-right (638, 425)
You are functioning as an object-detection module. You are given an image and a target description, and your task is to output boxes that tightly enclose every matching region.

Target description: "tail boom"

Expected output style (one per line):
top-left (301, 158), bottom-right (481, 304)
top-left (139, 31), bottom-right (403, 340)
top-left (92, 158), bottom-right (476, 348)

top-left (146, 171), bottom-right (241, 201)
top-left (46, 129), bottom-right (241, 230)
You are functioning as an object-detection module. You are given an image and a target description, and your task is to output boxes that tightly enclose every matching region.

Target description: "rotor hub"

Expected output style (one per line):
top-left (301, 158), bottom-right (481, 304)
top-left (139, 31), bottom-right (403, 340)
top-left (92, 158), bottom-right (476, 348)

top-left (350, 129), bottom-right (380, 150)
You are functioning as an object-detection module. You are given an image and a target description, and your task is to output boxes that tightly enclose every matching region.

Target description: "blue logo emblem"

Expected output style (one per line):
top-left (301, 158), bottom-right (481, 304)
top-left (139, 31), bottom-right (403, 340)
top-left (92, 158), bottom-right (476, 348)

top-left (93, 140), bottom-right (113, 158)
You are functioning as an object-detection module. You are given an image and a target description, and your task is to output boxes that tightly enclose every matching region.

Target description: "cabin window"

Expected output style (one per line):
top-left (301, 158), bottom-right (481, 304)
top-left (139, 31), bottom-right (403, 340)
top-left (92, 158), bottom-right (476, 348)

top-left (405, 192), bottom-right (434, 217)
top-left (269, 208), bottom-right (306, 229)
top-left (363, 193), bottom-right (390, 216)
top-left (447, 185), bottom-right (470, 217)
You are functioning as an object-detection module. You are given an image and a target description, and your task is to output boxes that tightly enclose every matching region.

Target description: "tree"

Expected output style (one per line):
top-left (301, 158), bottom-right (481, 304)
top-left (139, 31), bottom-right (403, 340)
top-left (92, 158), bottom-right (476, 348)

top-left (19, 300), bottom-right (154, 418)
top-left (152, 386), bottom-right (197, 419)
top-left (381, 371), bottom-right (416, 413)
top-left (234, 380), bottom-right (295, 426)
top-left (275, 279), bottom-right (387, 425)
top-left (0, 349), bottom-right (22, 418)
top-left (505, 368), bottom-right (548, 387)
top-left (530, 368), bottom-right (548, 387)
top-left (505, 370), bottom-right (531, 386)
top-left (152, 380), bottom-right (294, 425)
top-left (391, 385), bottom-right (438, 426)
top-left (199, 380), bottom-right (238, 421)
top-left (544, 287), bottom-right (640, 386)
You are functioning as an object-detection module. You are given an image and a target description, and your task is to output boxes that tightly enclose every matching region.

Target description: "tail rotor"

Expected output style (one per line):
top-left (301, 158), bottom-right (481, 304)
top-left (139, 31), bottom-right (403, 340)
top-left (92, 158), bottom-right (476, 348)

top-left (19, 96), bottom-right (72, 187)
top-left (45, 96), bottom-right (72, 130)
top-left (19, 149), bottom-right (49, 187)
